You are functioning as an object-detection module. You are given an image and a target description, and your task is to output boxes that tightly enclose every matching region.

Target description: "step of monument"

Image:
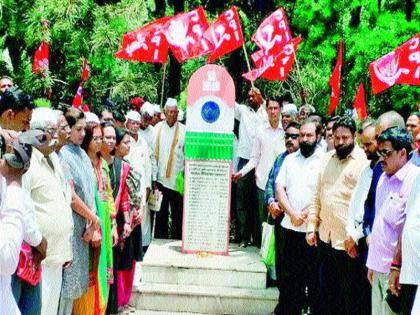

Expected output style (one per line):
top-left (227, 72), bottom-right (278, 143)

top-left (135, 311), bottom-right (208, 315)
top-left (141, 239), bottom-right (267, 289)
top-left (132, 282), bottom-right (278, 315)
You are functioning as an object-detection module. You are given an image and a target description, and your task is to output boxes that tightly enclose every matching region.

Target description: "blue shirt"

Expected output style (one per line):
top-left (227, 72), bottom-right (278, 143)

top-left (264, 151), bottom-right (288, 205)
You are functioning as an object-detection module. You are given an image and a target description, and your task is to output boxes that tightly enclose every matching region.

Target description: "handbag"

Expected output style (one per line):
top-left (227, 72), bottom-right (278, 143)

top-left (148, 189), bottom-right (163, 212)
top-left (260, 221), bottom-right (275, 267)
top-left (16, 243), bottom-right (42, 286)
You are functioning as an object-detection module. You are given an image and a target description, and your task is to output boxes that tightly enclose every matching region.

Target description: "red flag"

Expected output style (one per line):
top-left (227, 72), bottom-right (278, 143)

top-left (243, 37), bottom-right (301, 81)
top-left (32, 42), bottom-right (49, 76)
top-left (369, 33), bottom-right (420, 95)
top-left (81, 58), bottom-right (90, 82)
top-left (81, 105), bottom-right (90, 113)
top-left (163, 6), bottom-right (213, 62)
top-left (115, 17), bottom-right (170, 64)
top-left (353, 83), bottom-right (367, 120)
top-left (328, 40), bottom-right (343, 116)
top-left (252, 7), bottom-right (292, 56)
top-left (204, 6), bottom-right (244, 63)
top-left (72, 84), bottom-right (83, 108)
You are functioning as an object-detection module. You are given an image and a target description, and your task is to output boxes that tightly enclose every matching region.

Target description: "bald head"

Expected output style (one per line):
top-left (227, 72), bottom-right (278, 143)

top-left (375, 111), bottom-right (405, 137)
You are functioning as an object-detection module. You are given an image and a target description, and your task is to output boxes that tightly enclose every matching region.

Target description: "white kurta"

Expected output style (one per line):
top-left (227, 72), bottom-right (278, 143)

top-left (239, 122), bottom-right (285, 190)
top-left (234, 103), bottom-right (268, 160)
top-left (126, 135), bottom-right (154, 247)
top-left (154, 121), bottom-right (186, 191)
top-left (0, 185), bottom-right (27, 315)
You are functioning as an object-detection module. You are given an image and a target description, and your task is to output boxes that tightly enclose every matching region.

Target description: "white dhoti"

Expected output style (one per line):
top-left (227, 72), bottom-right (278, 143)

top-left (41, 264), bottom-right (63, 315)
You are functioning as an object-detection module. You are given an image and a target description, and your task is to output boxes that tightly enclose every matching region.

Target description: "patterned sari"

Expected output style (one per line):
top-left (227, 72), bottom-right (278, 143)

top-left (73, 158), bottom-right (115, 315)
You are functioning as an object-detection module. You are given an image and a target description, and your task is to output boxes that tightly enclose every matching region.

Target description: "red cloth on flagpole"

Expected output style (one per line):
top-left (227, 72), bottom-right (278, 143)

top-left (251, 7), bottom-right (292, 56)
top-left (242, 37), bottom-right (301, 81)
top-left (328, 39), bottom-right (343, 116)
top-left (115, 17), bottom-right (170, 64)
top-left (163, 6), bottom-right (213, 62)
top-left (353, 83), bottom-right (367, 120)
top-left (369, 33), bottom-right (420, 95)
top-left (81, 59), bottom-right (90, 82)
top-left (72, 84), bottom-right (83, 108)
top-left (204, 6), bottom-right (244, 63)
top-left (32, 42), bottom-right (49, 76)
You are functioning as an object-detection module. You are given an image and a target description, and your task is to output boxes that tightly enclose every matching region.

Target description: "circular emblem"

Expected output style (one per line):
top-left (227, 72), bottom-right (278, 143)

top-left (201, 101), bottom-right (220, 123)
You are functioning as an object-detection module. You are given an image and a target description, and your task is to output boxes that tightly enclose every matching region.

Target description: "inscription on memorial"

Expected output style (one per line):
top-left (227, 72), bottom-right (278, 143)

top-left (182, 160), bottom-right (231, 254)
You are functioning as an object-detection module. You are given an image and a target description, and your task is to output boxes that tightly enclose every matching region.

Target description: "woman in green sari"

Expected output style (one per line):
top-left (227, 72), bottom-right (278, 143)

top-left (74, 122), bottom-right (116, 315)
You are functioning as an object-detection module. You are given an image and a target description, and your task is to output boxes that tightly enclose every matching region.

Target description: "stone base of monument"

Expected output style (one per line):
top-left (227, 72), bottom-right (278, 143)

top-left (131, 239), bottom-right (277, 314)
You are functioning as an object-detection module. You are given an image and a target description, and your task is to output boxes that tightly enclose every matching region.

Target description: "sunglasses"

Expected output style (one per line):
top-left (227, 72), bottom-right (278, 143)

top-left (285, 133), bottom-right (299, 140)
top-left (377, 149), bottom-right (394, 158)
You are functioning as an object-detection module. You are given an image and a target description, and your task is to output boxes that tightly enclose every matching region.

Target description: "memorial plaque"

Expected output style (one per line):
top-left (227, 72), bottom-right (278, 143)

top-left (183, 161), bottom-right (231, 254)
top-left (182, 65), bottom-right (235, 255)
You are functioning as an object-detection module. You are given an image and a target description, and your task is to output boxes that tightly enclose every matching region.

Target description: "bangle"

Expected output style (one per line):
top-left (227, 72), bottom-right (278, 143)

top-left (390, 266), bottom-right (400, 272)
top-left (391, 260), bottom-right (401, 268)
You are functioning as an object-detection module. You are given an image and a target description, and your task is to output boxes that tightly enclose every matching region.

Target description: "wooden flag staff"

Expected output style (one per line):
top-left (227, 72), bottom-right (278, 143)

top-left (242, 43), bottom-right (255, 89)
top-left (160, 61), bottom-right (168, 108)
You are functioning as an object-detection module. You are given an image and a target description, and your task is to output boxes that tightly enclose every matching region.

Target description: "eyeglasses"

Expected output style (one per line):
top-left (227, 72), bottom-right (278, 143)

top-left (45, 128), bottom-right (58, 135)
top-left (377, 149), bottom-right (394, 158)
top-left (285, 133), bottom-right (299, 140)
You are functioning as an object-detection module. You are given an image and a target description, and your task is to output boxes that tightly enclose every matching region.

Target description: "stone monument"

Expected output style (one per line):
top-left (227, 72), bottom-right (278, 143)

top-left (182, 64), bottom-right (235, 255)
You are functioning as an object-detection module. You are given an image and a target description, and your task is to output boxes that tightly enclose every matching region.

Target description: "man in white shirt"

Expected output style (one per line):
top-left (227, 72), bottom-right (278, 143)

top-left (153, 98), bottom-right (186, 240)
top-left (274, 119), bottom-right (324, 315)
top-left (125, 110), bottom-right (154, 250)
top-left (22, 108), bottom-right (74, 315)
top-left (233, 87), bottom-right (266, 247)
top-left (233, 96), bottom-right (284, 247)
top-left (0, 131), bottom-right (42, 315)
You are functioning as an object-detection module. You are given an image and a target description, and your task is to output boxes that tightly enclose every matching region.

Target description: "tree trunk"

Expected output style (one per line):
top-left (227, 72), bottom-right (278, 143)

top-left (405, 0), bottom-right (414, 21)
top-left (154, 0), bottom-right (166, 17)
top-left (350, 6), bottom-right (362, 27)
top-left (166, 0), bottom-right (184, 98)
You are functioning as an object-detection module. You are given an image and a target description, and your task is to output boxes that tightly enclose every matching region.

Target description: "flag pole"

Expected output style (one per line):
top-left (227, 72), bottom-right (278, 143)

top-left (242, 43), bottom-right (255, 89)
top-left (160, 61), bottom-right (167, 108)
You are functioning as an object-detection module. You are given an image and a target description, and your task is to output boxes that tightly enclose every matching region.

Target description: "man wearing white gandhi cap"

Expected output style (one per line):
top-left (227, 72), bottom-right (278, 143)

top-left (153, 97), bottom-right (186, 240)
top-left (22, 107), bottom-right (74, 315)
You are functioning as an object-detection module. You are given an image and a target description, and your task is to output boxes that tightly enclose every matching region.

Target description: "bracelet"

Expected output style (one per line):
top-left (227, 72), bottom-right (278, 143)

top-left (390, 266), bottom-right (400, 272)
top-left (391, 260), bottom-right (401, 268)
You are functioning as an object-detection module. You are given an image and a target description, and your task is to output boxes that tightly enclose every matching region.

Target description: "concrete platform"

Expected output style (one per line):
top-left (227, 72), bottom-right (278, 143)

top-left (132, 239), bottom-right (277, 314)
top-left (141, 239), bottom-right (267, 289)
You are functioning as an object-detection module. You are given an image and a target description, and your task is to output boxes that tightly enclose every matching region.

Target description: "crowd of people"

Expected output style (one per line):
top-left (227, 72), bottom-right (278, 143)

top-left (0, 73), bottom-right (419, 315)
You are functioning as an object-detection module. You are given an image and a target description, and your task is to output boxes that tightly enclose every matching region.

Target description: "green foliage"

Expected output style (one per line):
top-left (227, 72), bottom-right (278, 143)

top-left (0, 0), bottom-right (418, 117)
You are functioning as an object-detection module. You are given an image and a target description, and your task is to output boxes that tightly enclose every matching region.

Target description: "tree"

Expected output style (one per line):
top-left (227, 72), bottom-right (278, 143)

top-left (0, 0), bottom-right (418, 117)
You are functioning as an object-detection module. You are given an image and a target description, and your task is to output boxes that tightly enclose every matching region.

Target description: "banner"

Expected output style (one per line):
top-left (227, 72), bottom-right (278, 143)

top-left (205, 6), bottom-right (244, 63)
top-left (252, 7), bottom-right (292, 56)
top-left (163, 7), bottom-right (213, 62)
top-left (115, 17), bottom-right (170, 64)
top-left (328, 39), bottom-right (343, 116)
top-left (72, 84), bottom-right (83, 108)
top-left (81, 58), bottom-right (90, 82)
top-left (32, 42), bottom-right (49, 76)
top-left (243, 37), bottom-right (301, 81)
top-left (369, 33), bottom-right (420, 94)
top-left (353, 83), bottom-right (367, 120)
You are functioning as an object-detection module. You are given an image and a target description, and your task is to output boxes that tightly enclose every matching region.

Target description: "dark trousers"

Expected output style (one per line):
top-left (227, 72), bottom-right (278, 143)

top-left (11, 274), bottom-right (42, 315)
top-left (155, 183), bottom-right (183, 240)
top-left (236, 158), bottom-right (259, 245)
top-left (401, 284), bottom-right (417, 315)
top-left (318, 240), bottom-right (371, 315)
top-left (274, 227), bottom-right (320, 315)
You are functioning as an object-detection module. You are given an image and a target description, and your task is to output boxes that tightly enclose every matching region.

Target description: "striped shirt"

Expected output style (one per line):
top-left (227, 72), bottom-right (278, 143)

top-left (366, 162), bottom-right (419, 273)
